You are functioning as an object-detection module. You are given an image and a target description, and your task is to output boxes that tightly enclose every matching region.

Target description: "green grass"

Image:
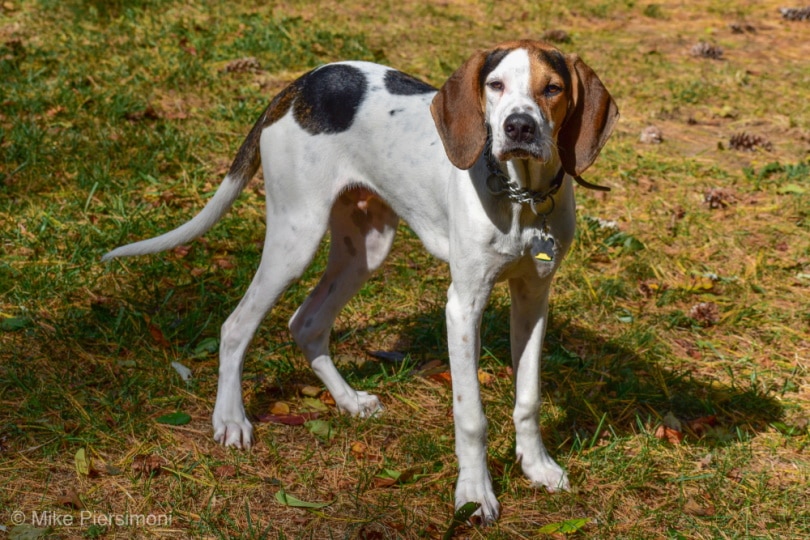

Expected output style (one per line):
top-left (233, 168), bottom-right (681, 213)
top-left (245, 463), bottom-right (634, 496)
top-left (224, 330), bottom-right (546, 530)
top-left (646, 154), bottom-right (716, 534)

top-left (1, 0), bottom-right (809, 538)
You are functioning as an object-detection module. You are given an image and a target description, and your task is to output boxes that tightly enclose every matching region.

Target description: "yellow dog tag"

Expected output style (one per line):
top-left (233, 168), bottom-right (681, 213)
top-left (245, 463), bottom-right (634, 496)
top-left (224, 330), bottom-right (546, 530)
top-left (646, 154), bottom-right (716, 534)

top-left (531, 235), bottom-right (555, 262)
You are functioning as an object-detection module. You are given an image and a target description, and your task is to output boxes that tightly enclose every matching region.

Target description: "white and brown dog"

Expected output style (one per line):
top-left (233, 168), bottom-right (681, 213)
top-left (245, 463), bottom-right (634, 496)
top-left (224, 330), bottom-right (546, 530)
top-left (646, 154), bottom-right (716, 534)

top-left (104, 40), bottom-right (618, 522)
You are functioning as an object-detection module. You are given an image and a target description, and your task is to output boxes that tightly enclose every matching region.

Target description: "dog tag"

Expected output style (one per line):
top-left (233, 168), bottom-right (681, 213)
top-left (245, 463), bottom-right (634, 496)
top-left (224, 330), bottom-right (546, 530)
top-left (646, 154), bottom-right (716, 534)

top-left (530, 234), bottom-right (555, 262)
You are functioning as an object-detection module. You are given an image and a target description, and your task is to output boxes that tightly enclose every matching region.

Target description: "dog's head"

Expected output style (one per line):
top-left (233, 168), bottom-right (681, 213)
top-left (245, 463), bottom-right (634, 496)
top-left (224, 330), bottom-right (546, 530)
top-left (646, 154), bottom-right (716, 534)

top-left (430, 40), bottom-right (619, 177)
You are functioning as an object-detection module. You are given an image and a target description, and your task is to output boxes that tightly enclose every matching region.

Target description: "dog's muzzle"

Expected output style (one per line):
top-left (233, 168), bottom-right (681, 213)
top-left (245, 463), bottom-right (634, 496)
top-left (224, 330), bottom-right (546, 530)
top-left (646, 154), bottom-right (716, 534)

top-left (500, 113), bottom-right (543, 160)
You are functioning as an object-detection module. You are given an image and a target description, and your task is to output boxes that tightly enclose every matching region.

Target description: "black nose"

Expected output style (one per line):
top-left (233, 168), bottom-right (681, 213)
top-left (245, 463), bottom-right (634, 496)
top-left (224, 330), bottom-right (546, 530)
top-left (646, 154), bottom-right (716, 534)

top-left (504, 113), bottom-right (537, 143)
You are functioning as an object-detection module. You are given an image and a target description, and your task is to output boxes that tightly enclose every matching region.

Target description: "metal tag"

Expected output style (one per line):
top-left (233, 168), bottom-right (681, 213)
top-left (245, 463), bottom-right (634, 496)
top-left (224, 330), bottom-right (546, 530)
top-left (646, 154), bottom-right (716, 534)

top-left (530, 234), bottom-right (555, 262)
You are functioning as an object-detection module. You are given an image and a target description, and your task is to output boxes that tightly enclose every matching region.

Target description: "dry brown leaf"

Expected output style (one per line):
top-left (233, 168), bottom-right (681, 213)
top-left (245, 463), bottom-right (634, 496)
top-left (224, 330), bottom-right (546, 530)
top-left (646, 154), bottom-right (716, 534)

top-left (684, 497), bottom-right (716, 516)
top-left (148, 325), bottom-right (171, 348)
top-left (654, 425), bottom-right (684, 444)
top-left (688, 415), bottom-right (719, 437)
top-left (427, 371), bottom-right (452, 385)
top-left (172, 245), bottom-right (191, 258)
top-left (257, 412), bottom-right (319, 425)
top-left (132, 454), bottom-right (163, 476)
top-left (214, 258), bottom-right (235, 270)
top-left (320, 391), bottom-right (336, 406)
top-left (213, 464), bottom-right (236, 478)
top-left (56, 488), bottom-right (83, 509)
top-left (477, 369), bottom-right (494, 386)
top-left (373, 476), bottom-right (397, 488)
top-left (350, 441), bottom-right (367, 458)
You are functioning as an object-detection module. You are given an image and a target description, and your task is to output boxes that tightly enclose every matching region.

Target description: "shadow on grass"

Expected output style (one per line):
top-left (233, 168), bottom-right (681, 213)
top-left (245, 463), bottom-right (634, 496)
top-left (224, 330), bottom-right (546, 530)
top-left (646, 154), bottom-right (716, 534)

top-left (0, 282), bottom-right (782, 456)
top-left (336, 303), bottom-right (784, 447)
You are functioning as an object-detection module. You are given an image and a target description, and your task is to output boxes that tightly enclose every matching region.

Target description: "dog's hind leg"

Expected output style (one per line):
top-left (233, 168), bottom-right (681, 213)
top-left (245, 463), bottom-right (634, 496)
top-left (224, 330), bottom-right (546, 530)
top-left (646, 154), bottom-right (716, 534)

top-left (289, 187), bottom-right (398, 417)
top-left (212, 200), bottom-right (330, 449)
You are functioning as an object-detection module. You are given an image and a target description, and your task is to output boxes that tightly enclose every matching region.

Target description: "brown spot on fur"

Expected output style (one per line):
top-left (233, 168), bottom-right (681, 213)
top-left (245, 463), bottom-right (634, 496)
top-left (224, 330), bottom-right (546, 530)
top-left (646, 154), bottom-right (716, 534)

top-left (226, 80), bottom-right (301, 181)
top-left (527, 49), bottom-right (571, 139)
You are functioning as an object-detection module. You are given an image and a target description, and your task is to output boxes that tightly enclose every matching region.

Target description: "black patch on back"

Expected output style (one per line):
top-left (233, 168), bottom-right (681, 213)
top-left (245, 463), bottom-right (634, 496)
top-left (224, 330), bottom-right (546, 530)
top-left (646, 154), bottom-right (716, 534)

top-left (479, 48), bottom-right (511, 89)
top-left (539, 49), bottom-right (571, 90)
top-left (384, 69), bottom-right (436, 95)
top-left (293, 64), bottom-right (368, 134)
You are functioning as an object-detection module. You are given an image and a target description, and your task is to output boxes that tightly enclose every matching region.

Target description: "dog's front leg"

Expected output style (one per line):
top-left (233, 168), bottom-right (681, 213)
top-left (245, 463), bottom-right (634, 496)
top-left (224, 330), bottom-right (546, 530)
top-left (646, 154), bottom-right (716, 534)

top-left (509, 276), bottom-right (570, 492)
top-left (446, 280), bottom-right (500, 523)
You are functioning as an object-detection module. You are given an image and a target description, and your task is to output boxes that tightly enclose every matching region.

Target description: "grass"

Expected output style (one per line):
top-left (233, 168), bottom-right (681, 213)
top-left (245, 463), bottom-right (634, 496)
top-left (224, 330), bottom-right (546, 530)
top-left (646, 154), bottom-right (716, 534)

top-left (1, 0), bottom-right (808, 538)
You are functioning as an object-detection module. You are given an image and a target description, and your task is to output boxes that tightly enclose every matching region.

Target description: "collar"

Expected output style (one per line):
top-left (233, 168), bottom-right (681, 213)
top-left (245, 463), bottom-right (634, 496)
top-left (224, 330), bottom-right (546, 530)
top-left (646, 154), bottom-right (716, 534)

top-left (483, 138), bottom-right (611, 214)
top-left (484, 140), bottom-right (566, 215)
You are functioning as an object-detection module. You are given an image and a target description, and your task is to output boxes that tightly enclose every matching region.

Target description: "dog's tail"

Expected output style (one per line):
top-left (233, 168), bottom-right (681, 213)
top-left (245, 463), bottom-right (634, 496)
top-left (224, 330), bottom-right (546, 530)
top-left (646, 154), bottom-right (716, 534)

top-left (102, 108), bottom-right (268, 261)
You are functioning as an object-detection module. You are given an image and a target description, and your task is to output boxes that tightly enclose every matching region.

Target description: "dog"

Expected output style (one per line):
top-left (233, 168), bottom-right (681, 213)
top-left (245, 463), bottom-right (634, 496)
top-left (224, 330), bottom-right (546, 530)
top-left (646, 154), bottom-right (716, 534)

top-left (104, 40), bottom-right (618, 522)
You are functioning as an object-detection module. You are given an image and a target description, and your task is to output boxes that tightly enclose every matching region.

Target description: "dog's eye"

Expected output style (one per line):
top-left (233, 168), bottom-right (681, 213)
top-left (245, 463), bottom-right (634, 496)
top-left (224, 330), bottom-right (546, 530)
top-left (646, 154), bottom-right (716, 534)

top-left (544, 84), bottom-right (562, 97)
top-left (487, 80), bottom-right (505, 92)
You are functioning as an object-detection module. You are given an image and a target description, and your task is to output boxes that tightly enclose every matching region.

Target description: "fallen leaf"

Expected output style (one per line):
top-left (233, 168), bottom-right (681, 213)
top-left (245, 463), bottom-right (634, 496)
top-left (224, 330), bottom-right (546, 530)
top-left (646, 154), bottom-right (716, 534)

top-left (172, 245), bottom-right (191, 258)
top-left (368, 350), bottom-right (407, 363)
top-left (8, 524), bottom-right (51, 540)
top-left (538, 517), bottom-right (591, 535)
top-left (148, 324), bottom-right (171, 348)
top-left (274, 489), bottom-right (333, 508)
top-left (320, 391), bottom-right (336, 406)
top-left (0, 317), bottom-right (31, 331)
top-left (684, 498), bottom-right (715, 517)
top-left (688, 415), bottom-right (719, 437)
top-left (45, 105), bottom-right (65, 117)
top-left (305, 419), bottom-right (334, 440)
top-left (427, 371), bottom-right (452, 385)
top-left (350, 441), bottom-right (367, 458)
top-left (213, 464), bottom-right (236, 478)
top-left (300, 385), bottom-right (322, 397)
top-left (477, 369), bottom-right (494, 386)
top-left (257, 412), bottom-right (319, 425)
top-left (170, 361), bottom-right (192, 381)
top-left (655, 425), bottom-right (684, 444)
top-left (74, 448), bottom-right (91, 476)
top-left (443, 501), bottom-right (481, 539)
top-left (270, 402), bottom-right (290, 415)
top-left (156, 411), bottom-right (191, 425)
top-left (193, 337), bottom-right (219, 357)
top-left (56, 488), bottom-right (83, 509)
top-left (301, 397), bottom-right (329, 412)
top-left (132, 454), bottom-right (162, 476)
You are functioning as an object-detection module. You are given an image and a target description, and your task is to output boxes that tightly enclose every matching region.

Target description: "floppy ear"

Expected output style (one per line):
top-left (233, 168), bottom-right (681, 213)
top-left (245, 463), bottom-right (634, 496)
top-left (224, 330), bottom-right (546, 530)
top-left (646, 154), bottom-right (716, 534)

top-left (430, 50), bottom-right (489, 170)
top-left (557, 55), bottom-right (619, 178)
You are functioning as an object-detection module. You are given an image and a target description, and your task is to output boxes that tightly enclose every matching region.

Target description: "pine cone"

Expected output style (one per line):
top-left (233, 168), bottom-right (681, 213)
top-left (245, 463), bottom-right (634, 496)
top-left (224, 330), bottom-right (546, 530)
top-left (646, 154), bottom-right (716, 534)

top-left (780, 7), bottom-right (810, 21)
top-left (640, 125), bottom-right (664, 144)
top-left (688, 302), bottom-right (720, 327)
top-left (729, 132), bottom-right (773, 151)
top-left (729, 22), bottom-right (756, 33)
top-left (704, 187), bottom-right (736, 209)
top-left (690, 41), bottom-right (724, 59)
top-left (222, 57), bottom-right (262, 73)
top-left (542, 29), bottom-right (570, 43)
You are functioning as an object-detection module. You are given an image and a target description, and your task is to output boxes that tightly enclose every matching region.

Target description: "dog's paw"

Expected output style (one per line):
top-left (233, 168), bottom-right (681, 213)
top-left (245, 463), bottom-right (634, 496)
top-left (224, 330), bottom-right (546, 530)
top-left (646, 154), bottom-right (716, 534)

top-left (523, 459), bottom-right (570, 493)
top-left (212, 416), bottom-right (253, 449)
top-left (336, 391), bottom-right (383, 418)
top-left (455, 473), bottom-right (500, 524)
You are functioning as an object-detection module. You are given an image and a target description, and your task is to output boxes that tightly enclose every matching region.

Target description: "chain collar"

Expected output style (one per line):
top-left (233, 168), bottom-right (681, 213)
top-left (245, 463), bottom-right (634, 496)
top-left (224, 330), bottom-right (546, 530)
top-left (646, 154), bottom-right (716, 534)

top-left (483, 137), bottom-right (611, 215)
top-left (484, 138), bottom-right (565, 216)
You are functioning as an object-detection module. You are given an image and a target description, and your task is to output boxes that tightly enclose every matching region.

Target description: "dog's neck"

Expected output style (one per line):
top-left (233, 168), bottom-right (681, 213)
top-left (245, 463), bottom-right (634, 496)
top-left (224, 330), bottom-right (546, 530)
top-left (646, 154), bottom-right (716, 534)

top-left (504, 158), bottom-right (563, 193)
top-left (483, 146), bottom-right (567, 216)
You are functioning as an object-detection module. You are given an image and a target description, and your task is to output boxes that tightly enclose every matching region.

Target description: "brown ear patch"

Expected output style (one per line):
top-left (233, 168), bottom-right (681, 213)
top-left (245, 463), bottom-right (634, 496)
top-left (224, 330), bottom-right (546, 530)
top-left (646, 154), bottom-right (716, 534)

top-left (557, 55), bottom-right (619, 177)
top-left (430, 49), bottom-right (498, 170)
